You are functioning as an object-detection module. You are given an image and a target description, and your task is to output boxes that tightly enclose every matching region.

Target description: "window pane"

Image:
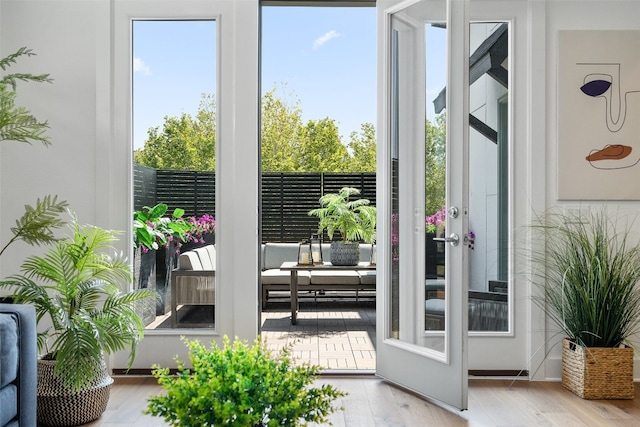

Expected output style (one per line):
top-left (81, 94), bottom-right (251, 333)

top-left (132, 20), bottom-right (217, 330)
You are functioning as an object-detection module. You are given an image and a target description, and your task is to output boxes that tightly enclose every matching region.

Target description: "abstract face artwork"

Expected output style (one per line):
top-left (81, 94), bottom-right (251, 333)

top-left (580, 64), bottom-right (640, 169)
top-left (558, 31), bottom-right (640, 199)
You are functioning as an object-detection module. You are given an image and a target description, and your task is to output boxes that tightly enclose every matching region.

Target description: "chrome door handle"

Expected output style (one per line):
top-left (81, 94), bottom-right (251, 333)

top-left (433, 233), bottom-right (459, 246)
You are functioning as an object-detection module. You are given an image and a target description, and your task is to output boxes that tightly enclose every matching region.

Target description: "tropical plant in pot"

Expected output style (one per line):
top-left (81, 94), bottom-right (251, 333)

top-left (145, 336), bottom-right (346, 426)
top-left (530, 208), bottom-right (640, 399)
top-left (308, 187), bottom-right (376, 266)
top-left (0, 213), bottom-right (156, 426)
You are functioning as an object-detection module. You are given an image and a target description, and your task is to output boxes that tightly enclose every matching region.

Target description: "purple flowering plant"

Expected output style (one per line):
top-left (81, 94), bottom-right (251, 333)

top-left (425, 206), bottom-right (447, 234)
top-left (179, 214), bottom-right (216, 250)
top-left (133, 204), bottom-right (216, 253)
top-left (391, 206), bottom-right (475, 259)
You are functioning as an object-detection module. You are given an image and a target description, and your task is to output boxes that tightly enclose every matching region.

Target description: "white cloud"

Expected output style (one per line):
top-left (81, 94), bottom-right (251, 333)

top-left (133, 57), bottom-right (151, 76)
top-left (313, 30), bottom-right (341, 50)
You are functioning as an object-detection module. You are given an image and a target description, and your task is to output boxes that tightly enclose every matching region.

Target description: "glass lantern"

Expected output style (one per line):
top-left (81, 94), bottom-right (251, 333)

top-left (297, 239), bottom-right (313, 265)
top-left (370, 241), bottom-right (377, 265)
top-left (310, 234), bottom-right (323, 265)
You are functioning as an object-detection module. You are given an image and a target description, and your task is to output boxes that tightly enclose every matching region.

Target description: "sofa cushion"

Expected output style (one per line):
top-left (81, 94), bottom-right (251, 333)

top-left (203, 245), bottom-right (216, 270)
top-left (261, 269), bottom-right (311, 285)
top-left (0, 314), bottom-right (18, 389)
top-left (0, 313), bottom-right (19, 427)
top-left (178, 251), bottom-right (203, 270)
top-left (358, 270), bottom-right (376, 285)
top-left (358, 244), bottom-right (373, 263)
top-left (425, 298), bottom-right (446, 315)
top-left (194, 247), bottom-right (214, 270)
top-left (0, 383), bottom-right (17, 427)
top-left (310, 270), bottom-right (361, 285)
top-left (263, 242), bottom-right (301, 270)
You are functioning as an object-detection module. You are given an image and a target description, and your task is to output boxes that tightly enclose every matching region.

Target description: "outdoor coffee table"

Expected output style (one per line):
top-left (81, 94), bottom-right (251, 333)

top-left (279, 261), bottom-right (376, 324)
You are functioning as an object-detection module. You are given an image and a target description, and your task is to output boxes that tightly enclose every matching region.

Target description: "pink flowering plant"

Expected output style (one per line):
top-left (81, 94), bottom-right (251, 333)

top-left (180, 214), bottom-right (216, 249)
top-left (425, 206), bottom-right (447, 234)
top-left (133, 204), bottom-right (216, 253)
top-left (426, 205), bottom-right (475, 250)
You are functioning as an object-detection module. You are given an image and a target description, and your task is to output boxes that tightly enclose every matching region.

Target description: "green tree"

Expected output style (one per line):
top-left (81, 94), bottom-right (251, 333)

top-left (134, 85), bottom-right (380, 174)
top-left (260, 85), bottom-right (303, 172)
top-left (296, 117), bottom-right (349, 172)
top-left (347, 122), bottom-right (376, 172)
top-left (134, 94), bottom-right (216, 170)
top-left (425, 112), bottom-right (446, 216)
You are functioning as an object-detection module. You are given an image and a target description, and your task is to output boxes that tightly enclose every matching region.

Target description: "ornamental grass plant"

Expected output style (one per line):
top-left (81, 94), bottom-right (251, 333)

top-left (145, 336), bottom-right (346, 426)
top-left (530, 208), bottom-right (640, 349)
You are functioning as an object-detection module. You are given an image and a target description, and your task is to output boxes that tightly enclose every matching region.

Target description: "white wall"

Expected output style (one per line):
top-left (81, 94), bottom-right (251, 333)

top-left (1, 0), bottom-right (107, 277)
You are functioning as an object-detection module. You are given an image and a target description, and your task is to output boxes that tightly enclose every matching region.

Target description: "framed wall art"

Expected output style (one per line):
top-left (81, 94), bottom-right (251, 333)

top-left (557, 30), bottom-right (640, 200)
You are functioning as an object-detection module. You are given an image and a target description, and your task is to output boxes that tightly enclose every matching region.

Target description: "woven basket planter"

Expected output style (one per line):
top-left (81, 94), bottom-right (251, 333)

top-left (561, 338), bottom-right (634, 400)
top-left (37, 358), bottom-right (114, 426)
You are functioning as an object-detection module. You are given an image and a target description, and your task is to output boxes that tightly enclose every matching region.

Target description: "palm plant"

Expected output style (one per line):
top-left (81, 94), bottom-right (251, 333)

top-left (0, 47), bottom-right (53, 145)
top-left (308, 187), bottom-right (376, 243)
top-left (0, 213), bottom-right (156, 391)
top-left (530, 208), bottom-right (640, 348)
top-left (0, 195), bottom-right (68, 257)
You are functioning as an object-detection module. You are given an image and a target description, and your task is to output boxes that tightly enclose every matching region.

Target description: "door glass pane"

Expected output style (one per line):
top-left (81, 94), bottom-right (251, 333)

top-left (390, 0), bottom-right (447, 352)
top-left (423, 22), bottom-right (511, 334)
top-left (468, 22), bottom-right (509, 333)
top-left (424, 22), bottom-right (447, 342)
top-left (132, 20), bottom-right (217, 330)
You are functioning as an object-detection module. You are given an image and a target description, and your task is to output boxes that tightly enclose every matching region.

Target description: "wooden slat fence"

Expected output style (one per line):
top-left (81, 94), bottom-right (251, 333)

top-left (133, 164), bottom-right (157, 211)
top-left (134, 164), bottom-right (376, 243)
top-left (156, 169), bottom-right (215, 217)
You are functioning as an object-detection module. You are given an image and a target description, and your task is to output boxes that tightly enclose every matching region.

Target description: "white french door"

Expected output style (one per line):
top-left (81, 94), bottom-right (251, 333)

top-left (376, 0), bottom-right (470, 410)
top-left (112, 0), bottom-right (260, 370)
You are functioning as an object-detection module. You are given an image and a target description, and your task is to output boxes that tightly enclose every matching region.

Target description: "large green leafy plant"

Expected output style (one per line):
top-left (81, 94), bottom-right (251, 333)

top-left (530, 208), bottom-right (640, 348)
top-left (133, 203), bottom-right (216, 253)
top-left (133, 203), bottom-right (191, 252)
top-left (0, 214), bottom-right (156, 391)
top-left (145, 336), bottom-right (346, 426)
top-left (308, 187), bottom-right (376, 243)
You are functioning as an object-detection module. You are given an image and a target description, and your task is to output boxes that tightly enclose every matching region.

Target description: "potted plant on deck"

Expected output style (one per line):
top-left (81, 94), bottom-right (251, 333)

top-left (0, 213), bottom-right (156, 426)
top-left (133, 203), bottom-right (216, 316)
top-left (308, 187), bottom-right (376, 266)
top-left (530, 208), bottom-right (640, 399)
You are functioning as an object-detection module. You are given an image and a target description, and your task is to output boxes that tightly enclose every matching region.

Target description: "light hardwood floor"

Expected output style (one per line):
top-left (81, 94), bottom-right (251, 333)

top-left (86, 376), bottom-right (640, 426)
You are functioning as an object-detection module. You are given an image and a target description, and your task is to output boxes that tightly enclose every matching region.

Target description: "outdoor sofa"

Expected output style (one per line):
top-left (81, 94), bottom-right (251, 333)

top-left (171, 243), bottom-right (376, 315)
top-left (260, 242), bottom-right (376, 308)
top-left (171, 245), bottom-right (216, 327)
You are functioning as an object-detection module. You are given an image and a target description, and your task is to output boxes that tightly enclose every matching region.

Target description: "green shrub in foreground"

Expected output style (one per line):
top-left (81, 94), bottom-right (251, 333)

top-left (145, 336), bottom-right (346, 426)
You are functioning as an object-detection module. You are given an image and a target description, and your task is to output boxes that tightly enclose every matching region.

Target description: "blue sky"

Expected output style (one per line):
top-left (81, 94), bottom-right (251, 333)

top-left (132, 7), bottom-right (376, 150)
top-left (132, 7), bottom-right (444, 150)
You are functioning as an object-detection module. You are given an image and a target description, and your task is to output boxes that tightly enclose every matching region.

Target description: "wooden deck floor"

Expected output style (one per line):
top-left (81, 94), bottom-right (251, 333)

top-left (261, 300), bottom-right (377, 370)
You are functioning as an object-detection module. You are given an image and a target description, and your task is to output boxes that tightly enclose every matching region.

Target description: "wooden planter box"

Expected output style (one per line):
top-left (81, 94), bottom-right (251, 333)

top-left (561, 338), bottom-right (634, 399)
